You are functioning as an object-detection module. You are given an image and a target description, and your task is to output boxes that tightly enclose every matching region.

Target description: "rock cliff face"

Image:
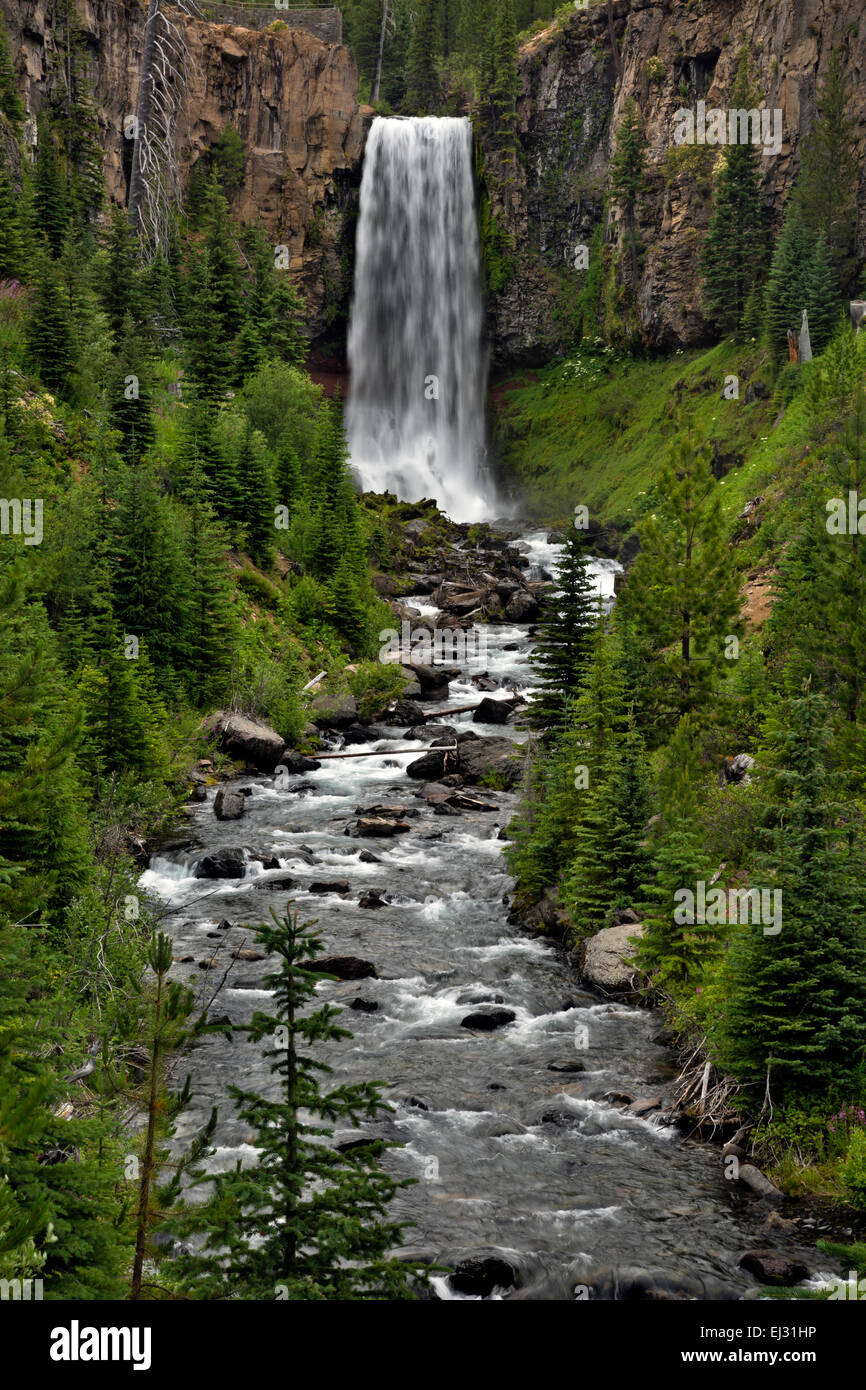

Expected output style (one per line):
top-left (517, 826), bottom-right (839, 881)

top-left (487, 0), bottom-right (866, 362)
top-left (2, 0), bottom-right (370, 339)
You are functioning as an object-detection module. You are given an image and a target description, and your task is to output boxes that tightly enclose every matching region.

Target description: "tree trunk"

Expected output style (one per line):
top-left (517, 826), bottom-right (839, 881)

top-left (372, 0), bottom-right (389, 105)
top-left (128, 0), bottom-right (161, 236)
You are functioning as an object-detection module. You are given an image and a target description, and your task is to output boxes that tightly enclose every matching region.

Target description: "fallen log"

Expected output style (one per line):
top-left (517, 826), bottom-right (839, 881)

top-left (308, 744), bottom-right (458, 760)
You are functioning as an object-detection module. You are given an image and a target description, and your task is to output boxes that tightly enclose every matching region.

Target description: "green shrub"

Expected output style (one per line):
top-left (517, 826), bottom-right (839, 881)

top-left (348, 660), bottom-right (405, 722)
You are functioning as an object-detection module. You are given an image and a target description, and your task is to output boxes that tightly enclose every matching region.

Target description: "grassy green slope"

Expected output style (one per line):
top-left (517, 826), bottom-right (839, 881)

top-left (491, 340), bottom-right (789, 530)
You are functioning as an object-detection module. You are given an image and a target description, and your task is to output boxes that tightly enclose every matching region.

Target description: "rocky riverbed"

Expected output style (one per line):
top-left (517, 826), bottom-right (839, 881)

top-left (140, 530), bottom-right (834, 1300)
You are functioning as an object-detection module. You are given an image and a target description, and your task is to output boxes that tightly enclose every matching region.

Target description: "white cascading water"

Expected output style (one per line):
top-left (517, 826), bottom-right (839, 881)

top-left (346, 116), bottom-right (496, 522)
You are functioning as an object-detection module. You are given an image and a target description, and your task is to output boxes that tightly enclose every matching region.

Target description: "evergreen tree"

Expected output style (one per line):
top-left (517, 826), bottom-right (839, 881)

top-left (806, 233), bottom-right (840, 355)
top-left (609, 97), bottom-right (647, 289)
top-left (308, 398), bottom-right (359, 581)
top-left (130, 931), bottom-right (216, 1301)
top-left (793, 49), bottom-right (859, 295)
top-left (718, 689), bottom-right (866, 1099)
top-left (622, 428), bottom-right (742, 732)
top-left (180, 908), bottom-right (425, 1300)
top-left (637, 716), bottom-right (719, 986)
top-left (108, 466), bottom-right (191, 686)
top-left (32, 124), bottom-right (71, 259)
top-left (0, 556), bottom-right (91, 926)
top-left (98, 206), bottom-right (148, 340)
top-left (404, 0), bottom-right (440, 113)
top-left (75, 614), bottom-right (168, 780)
top-left (563, 710), bottom-right (649, 930)
top-left (181, 474), bottom-right (238, 706)
top-left (25, 242), bottom-right (75, 394)
top-left (0, 164), bottom-right (27, 282)
top-left (527, 526), bottom-right (599, 735)
top-left (0, 920), bottom-right (130, 1297)
top-left (763, 206), bottom-right (818, 360)
top-left (487, 0), bottom-right (519, 153)
top-left (105, 314), bottom-right (156, 465)
top-left (700, 50), bottom-right (768, 335)
top-left (0, 16), bottom-right (24, 129)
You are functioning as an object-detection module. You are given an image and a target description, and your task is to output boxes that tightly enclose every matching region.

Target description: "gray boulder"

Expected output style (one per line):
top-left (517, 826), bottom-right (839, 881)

top-left (207, 711), bottom-right (285, 773)
top-left (580, 922), bottom-right (644, 993)
top-left (213, 787), bottom-right (246, 821)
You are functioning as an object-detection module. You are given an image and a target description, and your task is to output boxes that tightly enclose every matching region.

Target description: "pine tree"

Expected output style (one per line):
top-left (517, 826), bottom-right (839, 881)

top-left (0, 16), bottom-right (24, 129)
top-left (609, 97), bottom-right (647, 290)
top-left (700, 50), bottom-right (768, 335)
top-left (0, 164), bottom-right (27, 283)
top-left (637, 716), bottom-right (719, 987)
top-left (564, 711), bottom-right (649, 930)
top-left (32, 124), bottom-right (71, 259)
top-left (181, 474), bottom-right (238, 706)
top-left (108, 466), bottom-right (191, 686)
top-left (404, 0), bottom-right (439, 113)
top-left (621, 428), bottom-right (742, 732)
top-left (527, 527), bottom-right (599, 735)
top-left (763, 206), bottom-right (817, 360)
top-left (793, 49), bottom-right (859, 295)
top-left (0, 921), bottom-right (130, 1297)
top-left (181, 398), bottom-right (242, 523)
top-left (487, 0), bottom-right (519, 153)
top-left (718, 689), bottom-right (866, 1100)
top-left (308, 398), bottom-right (358, 581)
top-left (0, 556), bottom-right (91, 926)
top-left (98, 206), bottom-right (148, 340)
top-left (25, 242), bottom-right (75, 394)
top-left (105, 314), bottom-right (156, 465)
top-left (75, 614), bottom-right (168, 780)
top-left (806, 233), bottom-right (840, 355)
top-left (181, 908), bottom-right (425, 1300)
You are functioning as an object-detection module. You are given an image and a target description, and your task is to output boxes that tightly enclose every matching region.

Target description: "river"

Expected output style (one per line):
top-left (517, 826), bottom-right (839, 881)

top-left (139, 532), bottom-right (813, 1300)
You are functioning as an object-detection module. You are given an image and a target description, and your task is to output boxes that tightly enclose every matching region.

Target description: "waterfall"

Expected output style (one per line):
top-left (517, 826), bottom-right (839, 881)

top-left (346, 116), bottom-right (496, 523)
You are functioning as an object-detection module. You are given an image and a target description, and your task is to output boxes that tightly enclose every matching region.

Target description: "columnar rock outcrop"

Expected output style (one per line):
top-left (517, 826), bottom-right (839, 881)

top-left (485, 0), bottom-right (866, 361)
top-left (1, 0), bottom-right (371, 337)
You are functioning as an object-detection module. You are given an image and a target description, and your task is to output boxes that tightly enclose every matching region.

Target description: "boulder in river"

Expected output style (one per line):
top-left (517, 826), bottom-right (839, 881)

top-left (279, 751), bottom-right (322, 774)
top-left (449, 1256), bottom-right (518, 1297)
top-left (213, 787), bottom-right (246, 821)
top-left (504, 590), bottom-right (538, 622)
top-left (358, 890), bottom-right (388, 909)
top-left (457, 736), bottom-right (525, 789)
top-left (308, 879), bottom-right (351, 895)
top-left (347, 817), bottom-right (411, 837)
top-left (315, 956), bottom-right (378, 980)
top-left (383, 698), bottom-right (425, 725)
top-left (460, 1008), bottom-right (516, 1031)
top-left (206, 711), bottom-right (285, 773)
top-left (350, 997), bottom-right (379, 1012)
top-left (738, 1250), bottom-right (809, 1285)
top-left (472, 696), bottom-right (516, 725)
top-left (195, 848), bottom-right (246, 879)
top-left (547, 1059), bottom-right (586, 1073)
top-left (342, 724), bottom-right (375, 746)
top-left (578, 922), bottom-right (644, 993)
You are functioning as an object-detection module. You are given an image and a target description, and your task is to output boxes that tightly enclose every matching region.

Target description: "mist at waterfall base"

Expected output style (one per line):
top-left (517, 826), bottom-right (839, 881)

top-left (346, 116), bottom-right (500, 523)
